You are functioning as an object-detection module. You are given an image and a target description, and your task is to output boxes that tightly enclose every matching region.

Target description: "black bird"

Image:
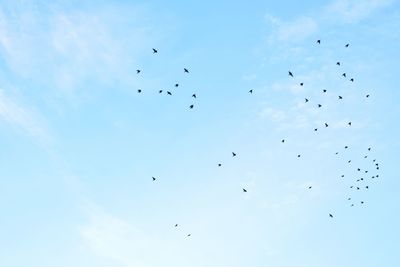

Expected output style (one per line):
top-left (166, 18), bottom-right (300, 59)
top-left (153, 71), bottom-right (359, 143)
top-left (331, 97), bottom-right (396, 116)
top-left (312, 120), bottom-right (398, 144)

top-left (184, 68), bottom-right (189, 73)
top-left (336, 62), bottom-right (341, 66)
top-left (218, 163), bottom-right (222, 167)
top-left (348, 122), bottom-right (352, 126)
top-left (338, 95), bottom-right (343, 99)
top-left (348, 198), bottom-right (351, 200)
top-left (348, 160), bottom-right (352, 163)
top-left (300, 83), bottom-right (304, 86)
top-left (189, 104), bottom-right (194, 109)
top-left (136, 69), bottom-right (141, 74)
top-left (345, 44), bottom-right (349, 47)
top-left (329, 214), bottom-right (333, 218)
top-left (288, 71), bottom-right (293, 77)
top-left (243, 188), bottom-right (247, 192)
top-left (350, 186), bottom-right (354, 188)
top-left (350, 78), bottom-right (354, 82)
top-left (159, 90), bottom-right (163, 93)
top-left (152, 177), bottom-right (156, 181)
top-left (167, 91), bottom-right (172, 95)
top-left (358, 168), bottom-right (361, 171)
top-left (317, 39), bottom-right (321, 44)
top-left (365, 171), bottom-right (368, 173)
top-left (323, 89), bottom-right (327, 93)
top-left (342, 73), bottom-right (346, 77)
top-left (308, 186), bottom-right (312, 189)
top-left (318, 104), bottom-right (322, 108)
top-left (366, 186), bottom-right (369, 189)
top-left (192, 93), bottom-right (197, 98)
top-left (305, 98), bottom-right (309, 103)
top-left (344, 146), bottom-right (348, 149)
top-left (357, 187), bottom-right (360, 190)
top-left (351, 204), bottom-right (354, 207)
top-left (361, 201), bottom-right (364, 204)
top-left (175, 224), bottom-right (178, 227)
top-left (325, 123), bottom-right (329, 127)
top-left (281, 139), bottom-right (285, 143)
top-left (335, 152), bottom-right (339, 155)
top-left (368, 147), bottom-right (371, 151)
top-left (175, 83), bottom-right (179, 87)
top-left (366, 94), bottom-right (370, 98)
top-left (137, 89), bottom-right (142, 93)
top-left (152, 48), bottom-right (158, 53)
top-left (232, 152), bottom-right (237, 157)
top-left (297, 154), bottom-right (301, 158)
top-left (361, 178), bottom-right (364, 180)
top-left (341, 175), bottom-right (345, 177)
top-left (187, 234), bottom-right (191, 237)
top-left (364, 155), bottom-right (368, 158)
top-left (249, 89), bottom-right (253, 94)
top-left (314, 128), bottom-right (318, 131)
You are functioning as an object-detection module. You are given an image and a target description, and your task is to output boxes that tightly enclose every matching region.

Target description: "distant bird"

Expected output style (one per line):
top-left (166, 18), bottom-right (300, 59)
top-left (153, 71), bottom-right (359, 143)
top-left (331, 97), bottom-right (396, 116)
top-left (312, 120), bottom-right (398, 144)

top-left (192, 93), bottom-right (197, 98)
top-left (357, 168), bottom-right (361, 171)
top-left (136, 69), bottom-right (141, 74)
top-left (281, 139), bottom-right (285, 143)
top-left (314, 128), bottom-right (318, 131)
top-left (249, 89), bottom-right (253, 94)
top-left (184, 68), bottom-right (189, 73)
top-left (218, 163), bottom-right (222, 167)
top-left (364, 155), bottom-right (368, 158)
top-left (341, 175), bottom-right (345, 177)
top-left (232, 152), bottom-right (237, 157)
top-left (317, 39), bottom-right (321, 44)
top-left (368, 147), bottom-right (371, 151)
top-left (338, 95), bottom-right (343, 99)
top-left (288, 71), bottom-right (294, 77)
top-left (345, 43), bottom-right (349, 47)
top-left (351, 204), bottom-right (354, 207)
top-left (159, 90), bottom-right (163, 93)
top-left (308, 186), bottom-right (312, 189)
top-left (175, 83), bottom-right (179, 87)
top-left (329, 214), bottom-right (333, 218)
top-left (325, 123), bottom-right (329, 127)
top-left (323, 89), bottom-right (327, 93)
top-left (300, 83), bottom-right (304, 86)
top-left (318, 104), bottom-right (322, 108)
top-left (342, 73), bottom-right (346, 77)
top-left (152, 177), bottom-right (156, 181)
top-left (348, 160), bottom-right (352, 163)
top-left (361, 201), bottom-right (364, 204)
top-left (305, 98), bottom-right (309, 103)
top-left (350, 186), bottom-right (354, 188)
top-left (344, 146), bottom-right (348, 149)
top-left (366, 186), bottom-right (369, 189)
top-left (348, 198), bottom-right (351, 200)
top-left (297, 154), bottom-right (301, 158)
top-left (348, 122), bottom-right (352, 126)
top-left (357, 187), bottom-right (360, 190)
top-left (350, 78), bottom-right (354, 82)
top-left (366, 94), bottom-right (370, 98)
top-left (335, 152), bottom-right (339, 155)
top-left (175, 224), bottom-right (178, 227)
top-left (189, 104), bottom-right (194, 109)
top-left (336, 62), bottom-right (341, 66)
top-left (243, 188), bottom-right (247, 192)
top-left (152, 48), bottom-right (158, 53)
top-left (167, 91), bottom-right (172, 95)
top-left (137, 89), bottom-right (142, 93)
top-left (187, 234), bottom-right (191, 237)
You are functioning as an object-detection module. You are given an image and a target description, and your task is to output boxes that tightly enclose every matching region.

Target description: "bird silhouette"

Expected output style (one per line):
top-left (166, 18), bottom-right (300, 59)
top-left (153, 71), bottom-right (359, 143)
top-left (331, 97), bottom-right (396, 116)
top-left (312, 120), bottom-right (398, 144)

top-left (318, 104), bottom-right (322, 108)
top-left (243, 188), bottom-right (247, 192)
top-left (281, 139), bottom-right (285, 143)
top-left (341, 175), bottom-right (345, 177)
top-left (350, 78), bottom-right (354, 82)
top-left (175, 224), bottom-right (178, 227)
top-left (336, 62), bottom-right (341, 66)
top-left (152, 177), bottom-right (156, 181)
top-left (192, 93), bottom-right (197, 98)
top-left (348, 160), bottom-right (352, 163)
top-left (338, 95), bottom-right (343, 99)
top-left (187, 234), bottom-right (191, 237)
top-left (361, 201), bottom-right (364, 204)
top-left (152, 48), bottom-right (158, 53)
top-left (138, 89), bottom-right (142, 93)
top-left (325, 123), bottom-right (329, 127)
top-left (300, 83), bottom-right (304, 86)
top-left (175, 83), bottom-right (179, 87)
top-left (345, 44), bottom-right (349, 47)
top-left (317, 39), bottom-right (321, 44)
top-left (159, 90), bottom-right (163, 93)
top-left (308, 186), bottom-right (312, 189)
top-left (136, 69), bottom-right (141, 74)
top-left (167, 91), bottom-right (172, 95)
top-left (288, 71), bottom-right (293, 77)
top-left (218, 163), bottom-right (222, 167)
top-left (323, 89), bottom-right (327, 93)
top-left (314, 128), bottom-right (318, 131)
top-left (305, 98), bottom-right (309, 103)
top-left (342, 73), bottom-right (346, 77)
top-left (329, 214), bottom-right (333, 218)
top-left (232, 152), bottom-right (237, 157)
top-left (368, 147), bottom-right (371, 151)
top-left (184, 68), bottom-right (189, 73)
top-left (366, 94), bottom-right (370, 98)
top-left (189, 104), bottom-right (194, 109)
top-left (249, 90), bottom-right (253, 94)
top-left (348, 122), bottom-right (352, 126)
top-left (297, 154), bottom-right (301, 158)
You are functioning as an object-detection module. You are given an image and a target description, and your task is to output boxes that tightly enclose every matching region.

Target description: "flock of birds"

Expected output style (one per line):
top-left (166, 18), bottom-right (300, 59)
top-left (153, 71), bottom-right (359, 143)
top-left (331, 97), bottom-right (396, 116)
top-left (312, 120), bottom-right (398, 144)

top-left (135, 40), bottom-right (381, 237)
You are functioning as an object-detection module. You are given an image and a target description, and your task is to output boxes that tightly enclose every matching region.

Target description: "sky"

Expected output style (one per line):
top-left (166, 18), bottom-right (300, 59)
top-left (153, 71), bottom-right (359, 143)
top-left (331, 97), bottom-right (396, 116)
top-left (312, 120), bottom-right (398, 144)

top-left (0, 0), bottom-right (399, 266)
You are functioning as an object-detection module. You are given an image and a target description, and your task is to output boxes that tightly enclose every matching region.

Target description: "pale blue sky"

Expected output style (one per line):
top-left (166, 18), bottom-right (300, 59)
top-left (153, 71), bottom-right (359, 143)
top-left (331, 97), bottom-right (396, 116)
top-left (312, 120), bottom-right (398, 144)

top-left (0, 0), bottom-right (399, 266)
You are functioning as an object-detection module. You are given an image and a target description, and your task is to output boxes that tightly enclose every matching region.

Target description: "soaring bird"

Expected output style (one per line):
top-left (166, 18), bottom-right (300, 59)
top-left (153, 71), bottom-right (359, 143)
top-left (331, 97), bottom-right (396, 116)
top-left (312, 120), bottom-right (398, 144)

top-left (345, 43), bottom-right (349, 47)
top-left (175, 224), bottom-right (178, 227)
top-left (323, 89), bottom-right (327, 93)
top-left (281, 139), bottom-right (285, 143)
top-left (297, 154), bottom-right (301, 158)
top-left (336, 62), bottom-right (341, 66)
top-left (338, 95), bottom-right (343, 99)
top-left (192, 93), bottom-right (197, 98)
top-left (314, 128), bottom-right (318, 131)
top-left (317, 39), bottom-right (321, 44)
top-left (218, 163), bottom-right (222, 167)
top-left (167, 91), bottom-right (172, 95)
top-left (341, 175), bottom-right (345, 177)
top-left (159, 90), bottom-right (163, 93)
top-left (152, 177), bottom-right (156, 181)
top-left (249, 89), bottom-right (253, 94)
top-left (308, 186), bottom-right (312, 189)
top-left (368, 147), bottom-right (371, 151)
top-left (175, 83), bottom-right (179, 87)
top-left (300, 83), bottom-right (304, 86)
top-left (152, 48), bottom-right (158, 53)
top-left (350, 78), bottom-right (354, 82)
top-left (187, 234), bottom-right (191, 237)
top-left (318, 104), bottom-right (322, 108)
top-left (325, 123), bottom-right (329, 127)
top-left (366, 94), bottom-right (370, 98)
top-left (243, 188), bottom-right (247, 192)
top-left (329, 214), bottom-right (333, 218)
top-left (184, 68), bottom-right (189, 73)
top-left (305, 98), bottom-right (309, 103)
top-left (232, 152), bottom-right (237, 157)
top-left (348, 122), bottom-right (352, 126)
top-left (137, 89), bottom-right (142, 93)
top-left (342, 73), bottom-right (346, 77)
top-left (288, 71), bottom-right (293, 77)
top-left (136, 69), bottom-right (141, 74)
top-left (189, 104), bottom-right (194, 109)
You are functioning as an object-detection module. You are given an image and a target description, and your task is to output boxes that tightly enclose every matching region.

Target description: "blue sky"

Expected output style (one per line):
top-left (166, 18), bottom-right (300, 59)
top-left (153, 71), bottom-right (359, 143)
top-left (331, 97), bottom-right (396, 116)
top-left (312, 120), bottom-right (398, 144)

top-left (0, 0), bottom-right (399, 266)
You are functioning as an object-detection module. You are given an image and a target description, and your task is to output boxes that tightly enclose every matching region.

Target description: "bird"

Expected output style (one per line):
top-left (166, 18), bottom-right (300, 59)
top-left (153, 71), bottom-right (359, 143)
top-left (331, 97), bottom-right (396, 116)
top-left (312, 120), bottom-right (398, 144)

top-left (318, 104), bottom-right (322, 108)
top-left (348, 122), bottom-right (352, 126)
top-left (297, 154), bottom-right (301, 158)
top-left (137, 89), bottom-right (142, 93)
top-left (187, 234), bottom-right (191, 237)
top-left (167, 91), bottom-right (172, 95)
top-left (345, 43), bottom-right (349, 47)
top-left (351, 204), bottom-right (354, 207)
top-left (336, 62), bottom-right (341, 66)
top-left (368, 147), bottom-right (371, 151)
top-left (218, 163), bottom-right (222, 167)
top-left (159, 90), bottom-right (163, 93)
top-left (281, 139), bottom-right (285, 143)
top-left (366, 186), bottom-right (369, 189)
top-left (344, 145), bottom-right (348, 149)
top-left (350, 78), bottom-right (354, 82)
top-left (357, 187), bottom-right (360, 190)
top-left (189, 104), bottom-right (194, 109)
top-left (305, 98), bottom-right (309, 103)
top-left (338, 95), bottom-right (343, 99)
top-left (329, 214), bottom-right (333, 218)
top-left (361, 201), bottom-right (364, 204)
top-left (357, 168), bottom-right (361, 171)
top-left (317, 39), bottom-right (321, 44)
top-left (341, 175), bottom-right (345, 177)
top-left (136, 69), bottom-right (141, 74)
top-left (314, 128), bottom-right (318, 131)
top-left (184, 68), bottom-right (189, 73)
top-left (342, 73), bottom-right (346, 77)
top-left (243, 188), bottom-right (247, 192)
top-left (249, 89), bottom-right (253, 94)
top-left (364, 155), bottom-right (368, 158)
top-left (152, 177), bottom-right (156, 181)
top-left (175, 224), bottom-right (178, 227)
top-left (348, 198), bottom-right (351, 200)
top-left (232, 152), bottom-right (237, 157)
top-left (348, 160), bottom-right (352, 163)
top-left (288, 71), bottom-right (293, 77)
top-left (192, 93), bottom-right (197, 98)
top-left (366, 94), bottom-right (370, 98)
top-left (175, 83), bottom-right (179, 87)
top-left (323, 89), bottom-right (327, 93)
top-left (325, 123), bottom-right (329, 127)
top-left (300, 82), bottom-right (304, 86)
top-left (152, 48), bottom-right (158, 53)
top-left (308, 186), bottom-right (312, 189)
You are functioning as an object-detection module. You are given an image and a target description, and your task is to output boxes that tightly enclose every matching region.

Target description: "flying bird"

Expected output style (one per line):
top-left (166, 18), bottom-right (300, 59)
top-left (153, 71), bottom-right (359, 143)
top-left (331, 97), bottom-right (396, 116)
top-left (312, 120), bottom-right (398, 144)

top-left (348, 122), bottom-right (352, 126)
top-left (159, 90), bottom-right (163, 93)
top-left (281, 139), bottom-right (285, 143)
top-left (318, 104), bottom-right (322, 108)
top-left (136, 69), bottom-right (141, 74)
top-left (288, 71), bottom-right (293, 77)
top-left (167, 91), bottom-right (172, 95)
top-left (336, 62), bottom-right (341, 66)
top-left (152, 177), bottom-right (156, 181)
top-left (350, 78), bottom-right (354, 82)
top-left (243, 188), bottom-right (247, 192)
top-left (232, 152), bottom-right (237, 157)
top-left (323, 89), bottom-right (327, 93)
top-left (300, 83), bottom-right (304, 86)
top-left (317, 39), bottom-right (321, 44)
top-left (305, 98), bottom-right (309, 103)
top-left (325, 123), bottom-right (329, 127)
top-left (342, 73), bottom-right (346, 77)
top-left (249, 89), bottom-right (253, 94)
top-left (338, 95), bottom-right (343, 99)
top-left (184, 68), bottom-right (189, 73)
top-left (314, 128), bottom-right (318, 131)
top-left (192, 93), bottom-right (197, 98)
top-left (189, 104), bottom-right (194, 109)
top-left (175, 224), bottom-right (178, 227)
top-left (345, 43), bottom-right (349, 47)
top-left (218, 163), bottom-right (222, 167)
top-left (137, 89), bottom-right (142, 93)
top-left (308, 186), bottom-right (312, 189)
top-left (297, 154), bottom-right (301, 158)
top-left (152, 48), bottom-right (158, 53)
top-left (175, 83), bottom-right (179, 87)
top-left (366, 94), bottom-right (370, 98)
top-left (329, 214), bottom-right (333, 218)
